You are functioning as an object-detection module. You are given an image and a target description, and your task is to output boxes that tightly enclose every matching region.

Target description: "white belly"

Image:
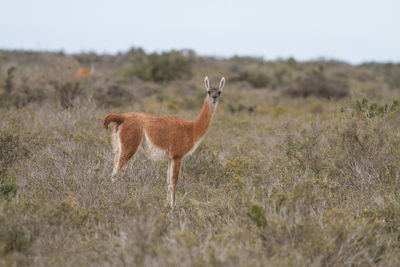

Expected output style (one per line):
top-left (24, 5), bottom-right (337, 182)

top-left (187, 137), bottom-right (204, 157)
top-left (140, 131), bottom-right (169, 161)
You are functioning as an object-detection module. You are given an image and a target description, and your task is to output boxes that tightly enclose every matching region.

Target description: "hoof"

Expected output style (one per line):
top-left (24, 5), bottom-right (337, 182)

top-left (111, 175), bottom-right (118, 183)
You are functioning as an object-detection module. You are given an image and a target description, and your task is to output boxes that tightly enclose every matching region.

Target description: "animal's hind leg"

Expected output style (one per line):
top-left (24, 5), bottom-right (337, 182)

top-left (111, 126), bottom-right (121, 179)
top-left (113, 123), bottom-right (142, 178)
top-left (117, 148), bottom-right (136, 170)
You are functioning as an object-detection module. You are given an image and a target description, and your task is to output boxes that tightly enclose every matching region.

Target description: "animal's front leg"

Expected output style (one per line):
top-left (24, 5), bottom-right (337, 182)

top-left (170, 158), bottom-right (182, 206)
top-left (167, 159), bottom-right (172, 204)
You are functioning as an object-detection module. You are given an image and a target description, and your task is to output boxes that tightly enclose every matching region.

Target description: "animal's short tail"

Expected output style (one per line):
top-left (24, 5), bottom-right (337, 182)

top-left (103, 114), bottom-right (125, 130)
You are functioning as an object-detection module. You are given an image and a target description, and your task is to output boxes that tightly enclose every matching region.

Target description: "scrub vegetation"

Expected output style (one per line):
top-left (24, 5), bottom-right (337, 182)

top-left (0, 49), bottom-right (399, 266)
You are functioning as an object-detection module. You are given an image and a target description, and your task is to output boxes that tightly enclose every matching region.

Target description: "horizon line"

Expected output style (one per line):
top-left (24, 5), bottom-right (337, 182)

top-left (1, 46), bottom-right (399, 66)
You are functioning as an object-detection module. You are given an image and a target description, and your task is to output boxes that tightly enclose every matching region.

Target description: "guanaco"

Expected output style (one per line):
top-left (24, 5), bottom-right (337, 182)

top-left (75, 66), bottom-right (94, 78)
top-left (103, 76), bottom-right (225, 205)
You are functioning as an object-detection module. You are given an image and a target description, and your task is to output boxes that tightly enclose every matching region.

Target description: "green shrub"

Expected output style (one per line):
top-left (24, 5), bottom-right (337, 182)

top-left (239, 68), bottom-right (270, 88)
top-left (284, 72), bottom-right (349, 99)
top-left (228, 103), bottom-right (257, 113)
top-left (0, 131), bottom-right (28, 200)
top-left (0, 67), bottom-right (45, 108)
top-left (353, 98), bottom-right (399, 118)
top-left (73, 52), bottom-right (102, 65)
top-left (4, 66), bottom-right (16, 95)
top-left (0, 131), bottom-right (29, 171)
top-left (0, 173), bottom-right (17, 200)
top-left (0, 205), bottom-right (39, 256)
top-left (382, 63), bottom-right (400, 89)
top-left (270, 68), bottom-right (294, 89)
top-left (52, 81), bottom-right (83, 109)
top-left (127, 51), bottom-right (193, 83)
top-left (0, 225), bottom-right (31, 254)
top-left (95, 84), bottom-right (134, 107)
top-left (247, 204), bottom-right (267, 227)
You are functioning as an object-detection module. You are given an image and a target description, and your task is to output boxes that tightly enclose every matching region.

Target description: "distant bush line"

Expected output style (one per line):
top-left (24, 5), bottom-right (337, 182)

top-left (1, 49), bottom-right (400, 109)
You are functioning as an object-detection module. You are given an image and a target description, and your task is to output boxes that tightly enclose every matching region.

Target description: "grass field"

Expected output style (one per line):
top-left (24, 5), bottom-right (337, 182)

top-left (0, 49), bottom-right (400, 266)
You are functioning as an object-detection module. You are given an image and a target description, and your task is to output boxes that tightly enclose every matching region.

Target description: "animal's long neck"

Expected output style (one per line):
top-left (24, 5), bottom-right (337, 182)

top-left (193, 97), bottom-right (217, 141)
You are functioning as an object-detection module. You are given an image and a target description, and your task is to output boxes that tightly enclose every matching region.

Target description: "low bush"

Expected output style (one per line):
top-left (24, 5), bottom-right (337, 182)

top-left (0, 131), bottom-right (29, 171)
top-left (238, 68), bottom-right (270, 88)
top-left (0, 173), bottom-right (17, 200)
top-left (247, 204), bottom-right (267, 227)
top-left (0, 131), bottom-right (30, 200)
top-left (284, 72), bottom-right (349, 99)
top-left (353, 98), bottom-right (399, 118)
top-left (52, 81), bottom-right (83, 109)
top-left (95, 84), bottom-right (134, 107)
top-left (382, 63), bottom-right (400, 89)
top-left (127, 51), bottom-right (193, 83)
top-left (0, 67), bottom-right (45, 108)
top-left (0, 223), bottom-right (32, 254)
top-left (228, 103), bottom-right (257, 113)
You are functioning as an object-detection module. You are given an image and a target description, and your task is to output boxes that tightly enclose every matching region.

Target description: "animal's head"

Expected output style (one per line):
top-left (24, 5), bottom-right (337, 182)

top-left (204, 76), bottom-right (225, 104)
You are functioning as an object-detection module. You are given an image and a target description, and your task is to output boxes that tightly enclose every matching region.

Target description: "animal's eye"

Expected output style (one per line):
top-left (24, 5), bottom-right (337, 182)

top-left (208, 91), bottom-right (211, 95)
top-left (218, 91), bottom-right (221, 96)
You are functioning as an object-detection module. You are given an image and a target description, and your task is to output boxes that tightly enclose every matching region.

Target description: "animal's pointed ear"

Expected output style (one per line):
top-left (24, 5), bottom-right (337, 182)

top-left (204, 76), bottom-right (210, 90)
top-left (219, 77), bottom-right (225, 90)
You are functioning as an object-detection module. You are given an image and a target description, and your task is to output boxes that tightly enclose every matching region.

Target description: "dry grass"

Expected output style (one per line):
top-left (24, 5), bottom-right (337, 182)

top-left (0, 50), bottom-right (399, 266)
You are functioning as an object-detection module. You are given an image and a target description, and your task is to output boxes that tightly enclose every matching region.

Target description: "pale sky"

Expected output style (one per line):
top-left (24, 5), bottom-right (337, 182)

top-left (1, 0), bottom-right (399, 63)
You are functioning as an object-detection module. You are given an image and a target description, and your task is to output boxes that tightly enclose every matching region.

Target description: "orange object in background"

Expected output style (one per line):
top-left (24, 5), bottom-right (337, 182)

top-left (75, 66), bottom-right (94, 78)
